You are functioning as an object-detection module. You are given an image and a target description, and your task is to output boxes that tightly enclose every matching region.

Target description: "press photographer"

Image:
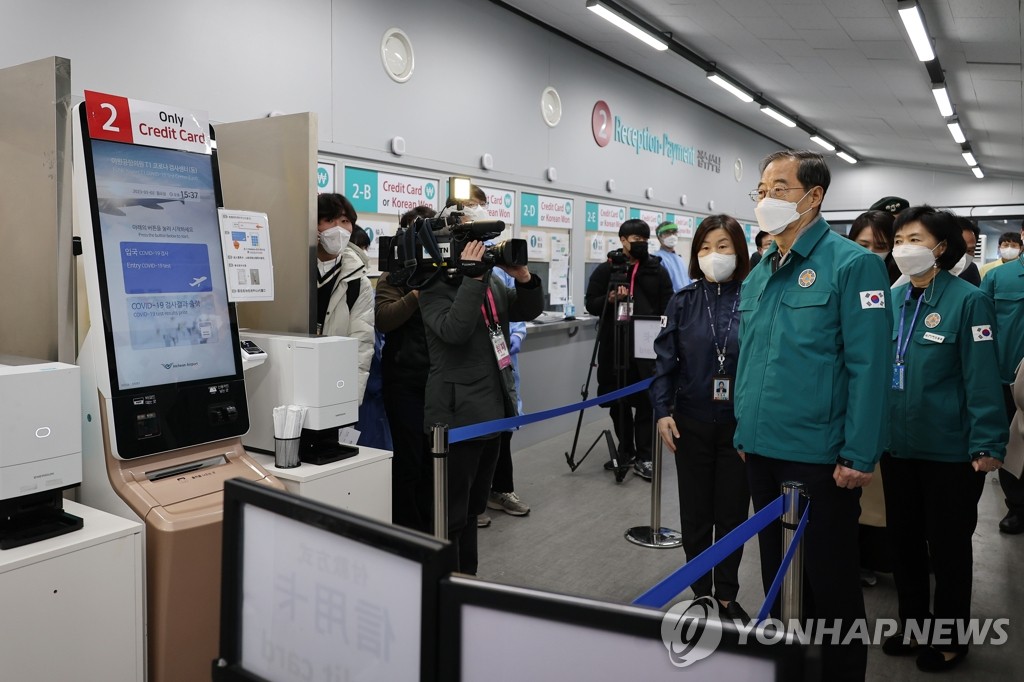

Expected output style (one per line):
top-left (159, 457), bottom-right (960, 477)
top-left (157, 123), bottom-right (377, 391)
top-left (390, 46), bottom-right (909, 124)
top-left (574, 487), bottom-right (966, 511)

top-left (418, 188), bottom-right (544, 574)
top-left (585, 219), bottom-right (674, 481)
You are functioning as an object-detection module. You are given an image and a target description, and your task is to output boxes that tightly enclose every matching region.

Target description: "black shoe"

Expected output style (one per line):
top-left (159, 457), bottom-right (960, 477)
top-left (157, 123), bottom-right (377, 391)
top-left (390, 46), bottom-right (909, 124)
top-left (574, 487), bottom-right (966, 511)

top-left (633, 460), bottom-right (653, 480)
top-left (882, 633), bottom-right (922, 657)
top-left (717, 599), bottom-right (750, 624)
top-left (999, 512), bottom-right (1024, 534)
top-left (915, 647), bottom-right (967, 673)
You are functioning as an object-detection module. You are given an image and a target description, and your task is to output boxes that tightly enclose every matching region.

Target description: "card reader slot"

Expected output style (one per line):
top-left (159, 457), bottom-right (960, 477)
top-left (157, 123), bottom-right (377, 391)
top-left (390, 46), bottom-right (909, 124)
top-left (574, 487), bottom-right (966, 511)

top-left (146, 455), bottom-right (229, 482)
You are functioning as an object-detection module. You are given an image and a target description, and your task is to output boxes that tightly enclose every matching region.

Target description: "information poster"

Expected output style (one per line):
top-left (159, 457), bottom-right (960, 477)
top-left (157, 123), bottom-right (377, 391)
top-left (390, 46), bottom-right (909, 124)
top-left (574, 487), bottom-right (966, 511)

top-left (588, 233), bottom-right (607, 261)
top-left (344, 167), bottom-right (439, 215)
top-left (358, 219), bottom-right (395, 274)
top-left (521, 193), bottom-right (573, 230)
top-left (523, 230), bottom-right (549, 261)
top-left (585, 201), bottom-right (626, 232)
top-left (317, 161), bottom-right (336, 193)
top-left (218, 209), bottom-right (274, 302)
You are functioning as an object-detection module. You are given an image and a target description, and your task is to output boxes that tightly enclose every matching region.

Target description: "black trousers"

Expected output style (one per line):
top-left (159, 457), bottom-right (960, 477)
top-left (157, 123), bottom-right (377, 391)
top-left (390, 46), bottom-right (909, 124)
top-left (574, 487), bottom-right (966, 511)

top-left (881, 454), bottom-right (986, 653)
top-left (674, 416), bottom-right (749, 601)
top-left (383, 382), bottom-right (433, 534)
top-left (997, 384), bottom-right (1024, 513)
top-left (447, 436), bottom-right (501, 575)
top-left (609, 395), bottom-right (653, 463)
top-left (491, 431), bottom-right (514, 494)
top-left (747, 454), bottom-right (867, 682)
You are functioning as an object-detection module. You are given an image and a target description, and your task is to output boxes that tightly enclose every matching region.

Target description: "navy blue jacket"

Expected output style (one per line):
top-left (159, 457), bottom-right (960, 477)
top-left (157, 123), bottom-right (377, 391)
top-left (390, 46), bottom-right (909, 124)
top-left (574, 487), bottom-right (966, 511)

top-left (651, 279), bottom-right (741, 424)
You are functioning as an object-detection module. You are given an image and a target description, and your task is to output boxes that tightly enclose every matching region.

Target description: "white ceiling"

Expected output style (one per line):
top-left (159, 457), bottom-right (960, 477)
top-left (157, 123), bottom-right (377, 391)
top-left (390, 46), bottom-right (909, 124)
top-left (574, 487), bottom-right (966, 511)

top-left (500, 0), bottom-right (1024, 178)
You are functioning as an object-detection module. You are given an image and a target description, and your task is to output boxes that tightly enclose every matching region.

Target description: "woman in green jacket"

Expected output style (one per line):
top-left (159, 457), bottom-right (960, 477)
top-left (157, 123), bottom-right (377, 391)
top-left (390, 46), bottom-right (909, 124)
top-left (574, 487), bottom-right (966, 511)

top-left (882, 206), bottom-right (1006, 672)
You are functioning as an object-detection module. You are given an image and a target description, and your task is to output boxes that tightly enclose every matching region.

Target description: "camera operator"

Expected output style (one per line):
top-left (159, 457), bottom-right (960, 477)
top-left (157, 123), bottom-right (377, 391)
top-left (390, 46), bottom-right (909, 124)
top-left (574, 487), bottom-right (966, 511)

top-left (376, 206), bottom-right (436, 533)
top-left (585, 219), bottom-right (674, 480)
top-left (418, 203), bottom-right (544, 574)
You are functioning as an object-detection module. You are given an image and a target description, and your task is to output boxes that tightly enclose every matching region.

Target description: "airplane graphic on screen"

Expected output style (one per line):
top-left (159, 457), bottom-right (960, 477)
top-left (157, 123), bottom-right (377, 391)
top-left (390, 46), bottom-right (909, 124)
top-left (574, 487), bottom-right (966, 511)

top-left (98, 196), bottom-right (184, 217)
top-left (189, 276), bottom-right (208, 287)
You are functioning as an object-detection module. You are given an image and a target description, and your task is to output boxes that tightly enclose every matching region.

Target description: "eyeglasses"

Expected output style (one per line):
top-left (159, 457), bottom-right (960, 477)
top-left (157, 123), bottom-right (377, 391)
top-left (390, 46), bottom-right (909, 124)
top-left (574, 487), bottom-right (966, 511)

top-left (748, 186), bottom-right (808, 203)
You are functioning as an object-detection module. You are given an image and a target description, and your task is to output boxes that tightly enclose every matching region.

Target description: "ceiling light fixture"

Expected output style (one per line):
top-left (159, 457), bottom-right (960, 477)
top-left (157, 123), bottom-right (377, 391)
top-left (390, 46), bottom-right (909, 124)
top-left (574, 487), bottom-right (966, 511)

top-left (931, 84), bottom-right (954, 117)
top-left (836, 151), bottom-right (858, 164)
top-left (897, 1), bottom-right (935, 62)
top-left (947, 118), bottom-right (966, 144)
top-left (809, 135), bottom-right (836, 151)
top-left (972, 167), bottom-right (984, 179)
top-left (586, 0), bottom-right (668, 51)
top-left (961, 149), bottom-right (977, 167)
top-left (760, 105), bottom-right (796, 128)
top-left (706, 71), bottom-right (754, 103)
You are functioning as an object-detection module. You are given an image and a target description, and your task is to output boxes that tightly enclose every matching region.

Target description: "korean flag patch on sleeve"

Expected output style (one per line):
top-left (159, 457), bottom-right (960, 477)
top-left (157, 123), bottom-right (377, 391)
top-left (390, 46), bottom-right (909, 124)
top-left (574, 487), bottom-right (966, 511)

top-left (860, 290), bottom-right (885, 309)
top-left (972, 325), bottom-right (994, 342)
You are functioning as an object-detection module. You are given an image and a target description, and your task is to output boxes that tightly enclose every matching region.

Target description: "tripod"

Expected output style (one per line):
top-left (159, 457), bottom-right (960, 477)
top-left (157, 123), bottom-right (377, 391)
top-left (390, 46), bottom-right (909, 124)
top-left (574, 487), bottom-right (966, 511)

top-left (565, 261), bottom-right (633, 483)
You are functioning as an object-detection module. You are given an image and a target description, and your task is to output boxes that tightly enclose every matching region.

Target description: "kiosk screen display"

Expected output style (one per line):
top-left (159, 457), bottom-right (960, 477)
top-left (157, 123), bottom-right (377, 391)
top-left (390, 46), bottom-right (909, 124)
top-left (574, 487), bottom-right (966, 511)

top-left (90, 140), bottom-right (237, 391)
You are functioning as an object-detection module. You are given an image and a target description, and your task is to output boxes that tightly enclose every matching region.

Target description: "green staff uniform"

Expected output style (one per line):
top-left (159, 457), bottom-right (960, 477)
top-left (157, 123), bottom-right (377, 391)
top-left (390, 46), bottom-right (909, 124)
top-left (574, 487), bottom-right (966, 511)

top-left (734, 217), bottom-right (891, 472)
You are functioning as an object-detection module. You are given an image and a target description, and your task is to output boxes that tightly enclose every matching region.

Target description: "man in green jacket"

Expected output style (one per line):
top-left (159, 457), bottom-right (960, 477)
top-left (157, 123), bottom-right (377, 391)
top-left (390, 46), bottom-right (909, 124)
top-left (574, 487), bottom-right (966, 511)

top-left (980, 251), bottom-right (1024, 533)
top-left (735, 150), bottom-right (891, 682)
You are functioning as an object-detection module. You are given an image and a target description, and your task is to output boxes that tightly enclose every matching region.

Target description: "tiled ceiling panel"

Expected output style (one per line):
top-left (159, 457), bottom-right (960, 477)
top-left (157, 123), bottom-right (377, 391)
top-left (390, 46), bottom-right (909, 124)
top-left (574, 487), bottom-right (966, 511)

top-left (500, 0), bottom-right (1024, 176)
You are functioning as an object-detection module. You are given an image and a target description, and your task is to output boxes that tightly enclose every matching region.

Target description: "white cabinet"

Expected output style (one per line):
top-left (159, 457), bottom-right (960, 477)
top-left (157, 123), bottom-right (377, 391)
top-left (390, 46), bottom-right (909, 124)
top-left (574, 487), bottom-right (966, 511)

top-left (0, 500), bottom-right (144, 682)
top-left (249, 446), bottom-right (392, 523)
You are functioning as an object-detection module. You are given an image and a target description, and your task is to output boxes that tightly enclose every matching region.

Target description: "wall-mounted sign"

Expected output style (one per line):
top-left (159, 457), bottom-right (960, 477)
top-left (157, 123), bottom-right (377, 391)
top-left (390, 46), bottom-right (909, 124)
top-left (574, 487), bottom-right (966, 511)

top-left (521, 193), bottom-right (573, 229)
top-left (478, 185), bottom-right (516, 224)
top-left (630, 207), bottom-right (664, 228)
top-left (316, 161), bottom-right (336, 193)
top-left (585, 201), bottom-right (626, 232)
top-left (666, 213), bottom-right (696, 239)
top-left (344, 167), bottom-right (439, 215)
top-left (592, 100), bottom-right (612, 148)
top-left (218, 210), bottom-right (274, 302)
top-left (590, 99), bottom-right (721, 174)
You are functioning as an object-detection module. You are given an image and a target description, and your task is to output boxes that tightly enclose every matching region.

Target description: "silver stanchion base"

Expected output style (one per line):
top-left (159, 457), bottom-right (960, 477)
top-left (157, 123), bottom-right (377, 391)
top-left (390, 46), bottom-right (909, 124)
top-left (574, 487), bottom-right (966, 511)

top-left (624, 526), bottom-right (683, 548)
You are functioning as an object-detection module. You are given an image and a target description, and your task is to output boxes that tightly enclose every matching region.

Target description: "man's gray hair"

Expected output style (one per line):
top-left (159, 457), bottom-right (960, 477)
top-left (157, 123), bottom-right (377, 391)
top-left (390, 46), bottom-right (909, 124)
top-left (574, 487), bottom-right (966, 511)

top-left (760, 150), bottom-right (831, 197)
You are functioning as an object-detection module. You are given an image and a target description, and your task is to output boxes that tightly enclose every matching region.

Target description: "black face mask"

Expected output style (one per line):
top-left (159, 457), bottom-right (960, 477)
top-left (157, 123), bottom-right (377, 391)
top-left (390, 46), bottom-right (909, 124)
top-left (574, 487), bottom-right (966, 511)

top-left (628, 241), bottom-right (649, 261)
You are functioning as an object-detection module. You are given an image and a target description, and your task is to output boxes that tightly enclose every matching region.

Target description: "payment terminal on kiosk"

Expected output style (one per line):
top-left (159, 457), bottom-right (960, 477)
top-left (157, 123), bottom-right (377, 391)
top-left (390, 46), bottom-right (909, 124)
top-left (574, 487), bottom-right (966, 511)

top-left (73, 91), bottom-right (280, 682)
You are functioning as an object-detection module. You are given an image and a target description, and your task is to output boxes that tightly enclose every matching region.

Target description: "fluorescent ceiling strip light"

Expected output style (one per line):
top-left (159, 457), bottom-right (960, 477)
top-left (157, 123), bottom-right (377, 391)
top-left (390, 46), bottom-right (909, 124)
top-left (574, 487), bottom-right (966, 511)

top-left (809, 135), bottom-right (836, 151)
top-left (898, 2), bottom-right (935, 61)
top-left (586, 1), bottom-right (668, 51)
top-left (962, 151), bottom-right (977, 166)
top-left (972, 167), bottom-right (984, 179)
top-left (932, 85), bottom-right (954, 117)
top-left (947, 120), bottom-right (966, 143)
top-left (836, 151), bottom-right (858, 164)
top-left (760, 105), bottom-right (796, 128)
top-left (706, 73), bottom-right (754, 103)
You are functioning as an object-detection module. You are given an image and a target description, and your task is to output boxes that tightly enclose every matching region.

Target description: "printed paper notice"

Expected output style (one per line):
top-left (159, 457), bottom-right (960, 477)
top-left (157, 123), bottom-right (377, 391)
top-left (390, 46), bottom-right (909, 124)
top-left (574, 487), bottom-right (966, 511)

top-left (218, 209), bottom-right (274, 301)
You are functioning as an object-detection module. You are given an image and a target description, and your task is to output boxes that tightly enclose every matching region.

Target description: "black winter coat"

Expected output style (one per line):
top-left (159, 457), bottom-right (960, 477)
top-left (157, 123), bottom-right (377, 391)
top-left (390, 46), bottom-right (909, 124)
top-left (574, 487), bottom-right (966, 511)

top-left (585, 251), bottom-right (673, 398)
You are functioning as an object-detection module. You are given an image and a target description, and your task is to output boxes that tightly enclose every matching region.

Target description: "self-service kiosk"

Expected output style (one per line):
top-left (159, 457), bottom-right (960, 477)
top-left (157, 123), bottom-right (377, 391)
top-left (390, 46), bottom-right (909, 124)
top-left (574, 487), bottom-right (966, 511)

top-left (73, 91), bottom-right (281, 682)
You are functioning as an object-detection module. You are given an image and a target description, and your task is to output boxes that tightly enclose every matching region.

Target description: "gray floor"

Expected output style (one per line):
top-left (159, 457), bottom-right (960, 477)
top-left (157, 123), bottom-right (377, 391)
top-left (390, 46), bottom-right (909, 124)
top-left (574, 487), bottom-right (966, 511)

top-left (477, 417), bottom-right (1024, 681)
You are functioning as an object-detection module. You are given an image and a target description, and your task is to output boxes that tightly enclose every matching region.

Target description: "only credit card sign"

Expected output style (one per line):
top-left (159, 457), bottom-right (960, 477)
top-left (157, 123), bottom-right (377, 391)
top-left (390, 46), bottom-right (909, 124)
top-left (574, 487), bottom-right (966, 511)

top-left (84, 90), bottom-right (211, 154)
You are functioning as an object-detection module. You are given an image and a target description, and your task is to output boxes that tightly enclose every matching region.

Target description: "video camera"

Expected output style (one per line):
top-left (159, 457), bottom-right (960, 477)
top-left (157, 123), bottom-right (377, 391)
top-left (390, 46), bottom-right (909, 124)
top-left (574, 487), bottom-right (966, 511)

top-left (379, 209), bottom-right (529, 288)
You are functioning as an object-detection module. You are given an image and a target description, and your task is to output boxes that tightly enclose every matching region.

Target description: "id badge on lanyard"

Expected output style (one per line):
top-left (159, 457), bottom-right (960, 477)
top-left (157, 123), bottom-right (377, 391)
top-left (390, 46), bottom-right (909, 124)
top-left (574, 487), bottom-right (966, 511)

top-left (482, 288), bottom-right (512, 370)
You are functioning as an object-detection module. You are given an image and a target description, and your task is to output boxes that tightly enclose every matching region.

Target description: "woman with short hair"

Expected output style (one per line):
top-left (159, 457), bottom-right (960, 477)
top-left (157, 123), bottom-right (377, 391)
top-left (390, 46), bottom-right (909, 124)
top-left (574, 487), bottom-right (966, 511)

top-left (882, 205), bottom-right (1006, 672)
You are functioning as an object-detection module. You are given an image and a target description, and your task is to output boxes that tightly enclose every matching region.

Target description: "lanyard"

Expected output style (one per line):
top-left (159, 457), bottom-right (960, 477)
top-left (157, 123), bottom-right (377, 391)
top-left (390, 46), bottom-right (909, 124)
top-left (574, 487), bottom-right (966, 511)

top-left (895, 287), bottom-right (925, 365)
top-left (480, 287), bottom-right (501, 330)
top-left (702, 282), bottom-right (737, 373)
top-left (628, 261), bottom-right (640, 298)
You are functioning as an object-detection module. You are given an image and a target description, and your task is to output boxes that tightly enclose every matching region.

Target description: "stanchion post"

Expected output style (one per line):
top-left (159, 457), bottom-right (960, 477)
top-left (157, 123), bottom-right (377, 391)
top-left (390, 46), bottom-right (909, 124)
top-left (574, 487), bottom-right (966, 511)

top-left (624, 418), bottom-right (682, 548)
top-left (431, 423), bottom-right (449, 541)
top-left (780, 481), bottom-right (807, 627)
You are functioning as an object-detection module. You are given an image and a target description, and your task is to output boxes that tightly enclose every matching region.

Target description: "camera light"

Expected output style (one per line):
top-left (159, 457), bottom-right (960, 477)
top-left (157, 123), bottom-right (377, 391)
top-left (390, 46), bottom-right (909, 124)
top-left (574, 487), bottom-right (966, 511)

top-left (449, 176), bottom-right (472, 202)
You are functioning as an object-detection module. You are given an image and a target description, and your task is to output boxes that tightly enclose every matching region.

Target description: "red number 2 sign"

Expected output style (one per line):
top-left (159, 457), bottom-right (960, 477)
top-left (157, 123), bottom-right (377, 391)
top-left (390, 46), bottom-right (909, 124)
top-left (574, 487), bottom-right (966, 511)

top-left (84, 90), bottom-right (134, 143)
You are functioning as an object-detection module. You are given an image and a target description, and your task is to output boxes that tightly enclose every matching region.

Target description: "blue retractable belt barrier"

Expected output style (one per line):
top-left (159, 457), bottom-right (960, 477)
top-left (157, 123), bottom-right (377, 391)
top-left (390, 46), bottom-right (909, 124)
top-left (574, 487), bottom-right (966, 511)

top-left (448, 377), bottom-right (654, 444)
top-left (756, 501), bottom-right (810, 624)
top-left (632, 495), bottom-right (785, 608)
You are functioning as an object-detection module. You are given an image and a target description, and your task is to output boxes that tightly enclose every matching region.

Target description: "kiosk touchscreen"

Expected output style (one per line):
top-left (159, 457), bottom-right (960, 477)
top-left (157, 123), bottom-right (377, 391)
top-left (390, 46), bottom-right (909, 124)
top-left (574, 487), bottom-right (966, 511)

top-left (74, 90), bottom-right (281, 682)
top-left (215, 479), bottom-right (453, 682)
top-left (439, 576), bottom-right (812, 681)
